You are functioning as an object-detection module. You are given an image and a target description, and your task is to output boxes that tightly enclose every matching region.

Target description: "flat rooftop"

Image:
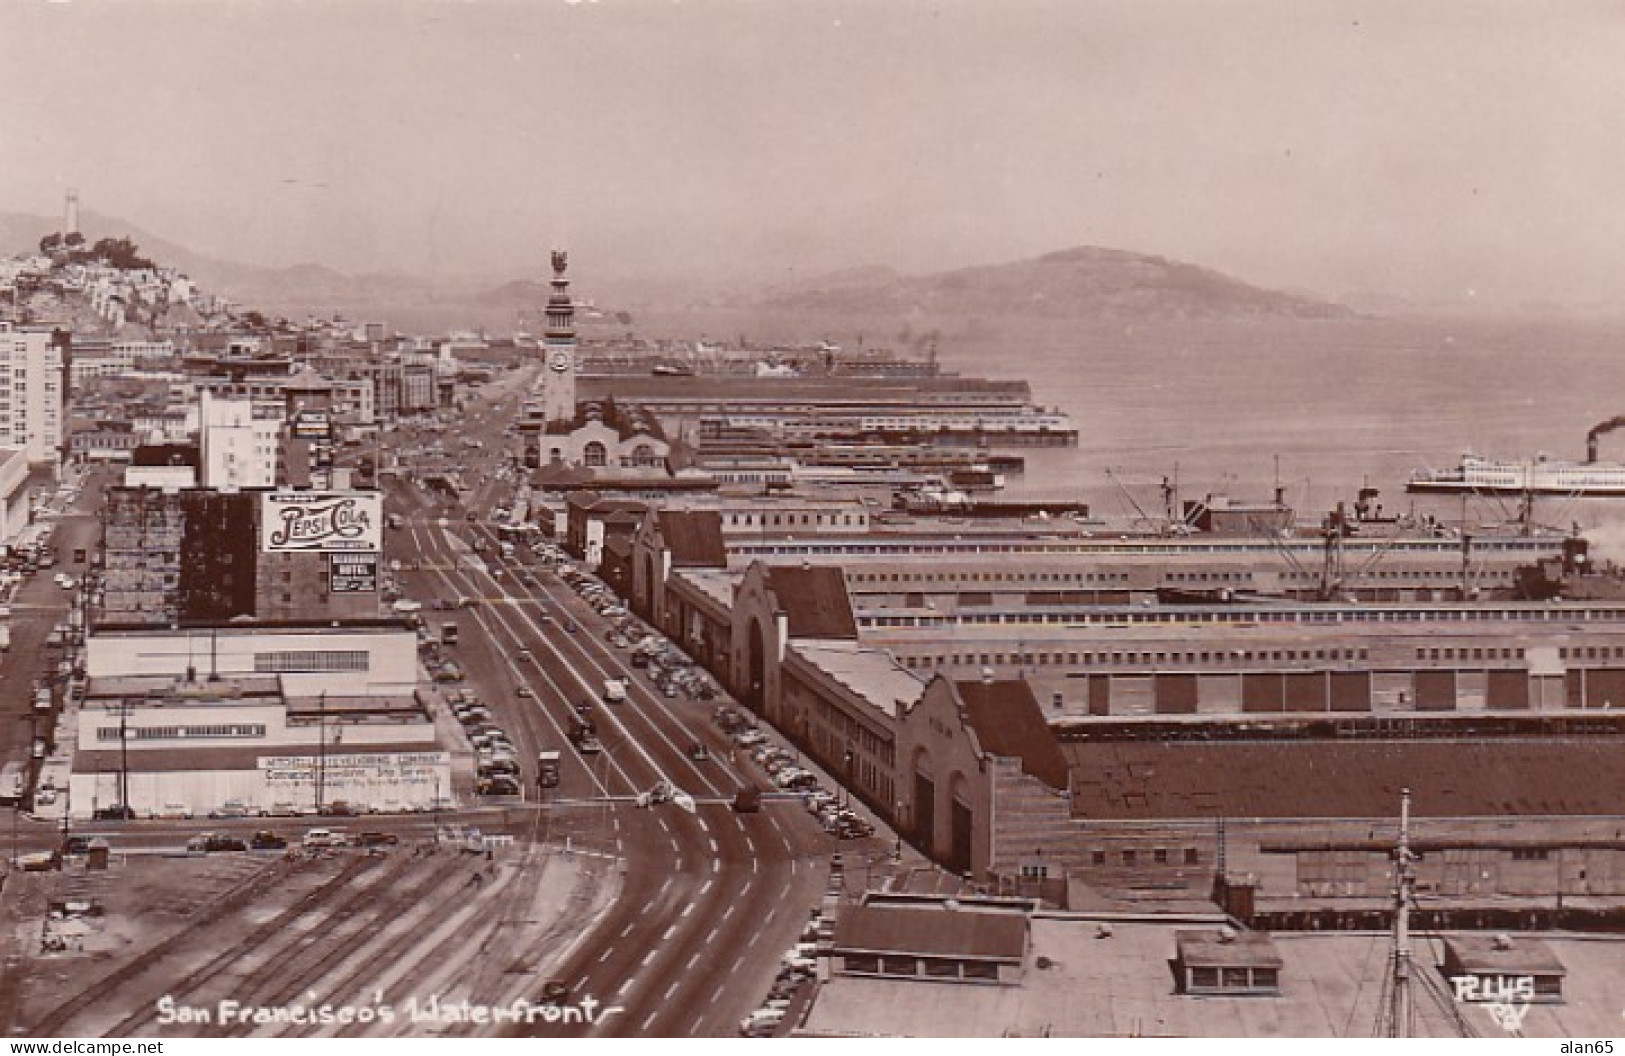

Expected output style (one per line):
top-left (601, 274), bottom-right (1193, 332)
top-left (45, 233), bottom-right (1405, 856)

top-left (800, 918), bottom-right (1625, 1038)
top-left (789, 640), bottom-right (924, 718)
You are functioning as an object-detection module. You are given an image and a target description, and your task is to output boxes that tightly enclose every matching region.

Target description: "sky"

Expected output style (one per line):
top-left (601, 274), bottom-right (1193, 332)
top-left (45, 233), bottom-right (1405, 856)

top-left (2, 0), bottom-right (1623, 305)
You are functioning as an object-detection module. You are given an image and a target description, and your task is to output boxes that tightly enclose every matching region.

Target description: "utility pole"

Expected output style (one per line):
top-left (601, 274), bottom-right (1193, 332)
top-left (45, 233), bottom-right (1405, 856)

top-left (315, 692), bottom-right (327, 815)
top-left (1386, 788), bottom-right (1416, 1039)
top-left (118, 700), bottom-right (130, 813)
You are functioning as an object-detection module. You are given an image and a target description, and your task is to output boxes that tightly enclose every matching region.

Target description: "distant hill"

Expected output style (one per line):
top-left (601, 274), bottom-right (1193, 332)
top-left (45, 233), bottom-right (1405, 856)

top-left (0, 209), bottom-right (458, 314)
top-left (0, 213), bottom-right (1350, 325)
top-left (748, 246), bottom-right (1352, 319)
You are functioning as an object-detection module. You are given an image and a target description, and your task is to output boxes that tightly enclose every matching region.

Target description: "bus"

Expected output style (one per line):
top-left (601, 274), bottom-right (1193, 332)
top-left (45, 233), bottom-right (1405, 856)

top-left (537, 750), bottom-right (561, 789)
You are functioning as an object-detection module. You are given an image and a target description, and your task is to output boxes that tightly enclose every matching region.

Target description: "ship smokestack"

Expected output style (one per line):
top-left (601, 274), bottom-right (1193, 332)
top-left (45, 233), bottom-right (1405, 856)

top-left (1584, 415), bottom-right (1625, 463)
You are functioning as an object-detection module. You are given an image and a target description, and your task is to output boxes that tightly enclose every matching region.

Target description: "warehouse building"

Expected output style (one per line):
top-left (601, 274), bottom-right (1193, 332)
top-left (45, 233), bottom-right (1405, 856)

top-left (69, 622), bottom-right (444, 818)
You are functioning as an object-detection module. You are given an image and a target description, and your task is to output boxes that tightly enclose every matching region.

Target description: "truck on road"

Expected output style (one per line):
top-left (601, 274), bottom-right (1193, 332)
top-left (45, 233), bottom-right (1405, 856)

top-left (568, 718), bottom-right (602, 756)
top-left (537, 750), bottom-right (561, 788)
top-left (1, 761), bottom-right (28, 807)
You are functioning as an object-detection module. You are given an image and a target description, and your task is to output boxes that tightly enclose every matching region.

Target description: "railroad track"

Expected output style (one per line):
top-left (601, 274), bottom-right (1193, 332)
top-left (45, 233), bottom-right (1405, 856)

top-left (28, 855), bottom-right (317, 1036)
top-left (210, 853), bottom-right (464, 1038)
top-left (100, 855), bottom-right (382, 1037)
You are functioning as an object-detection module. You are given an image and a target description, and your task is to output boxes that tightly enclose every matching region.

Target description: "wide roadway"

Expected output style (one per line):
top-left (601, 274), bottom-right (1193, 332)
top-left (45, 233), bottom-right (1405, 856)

top-left (392, 500), bottom-right (834, 1037)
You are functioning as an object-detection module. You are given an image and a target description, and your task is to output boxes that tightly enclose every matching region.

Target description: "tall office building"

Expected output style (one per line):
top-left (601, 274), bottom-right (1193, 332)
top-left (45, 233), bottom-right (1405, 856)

top-left (0, 322), bottom-right (67, 463)
top-left (199, 390), bottom-right (282, 491)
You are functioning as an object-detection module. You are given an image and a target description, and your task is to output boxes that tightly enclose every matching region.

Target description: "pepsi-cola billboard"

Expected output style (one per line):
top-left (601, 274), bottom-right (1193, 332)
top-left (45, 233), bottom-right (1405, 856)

top-left (261, 491), bottom-right (382, 553)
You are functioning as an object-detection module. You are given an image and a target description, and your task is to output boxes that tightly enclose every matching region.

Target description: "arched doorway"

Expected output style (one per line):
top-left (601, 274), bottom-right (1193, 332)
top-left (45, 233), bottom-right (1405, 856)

top-left (912, 746), bottom-right (936, 855)
top-left (639, 554), bottom-right (658, 620)
top-left (948, 771), bottom-right (974, 876)
top-left (746, 618), bottom-right (767, 715)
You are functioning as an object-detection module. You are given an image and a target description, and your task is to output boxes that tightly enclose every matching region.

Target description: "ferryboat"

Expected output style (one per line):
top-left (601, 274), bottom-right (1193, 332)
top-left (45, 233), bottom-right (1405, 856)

top-left (1407, 453), bottom-right (1625, 496)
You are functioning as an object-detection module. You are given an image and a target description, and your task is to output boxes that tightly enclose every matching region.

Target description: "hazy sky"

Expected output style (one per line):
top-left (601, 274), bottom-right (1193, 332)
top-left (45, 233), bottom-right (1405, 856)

top-left (3, 0), bottom-right (1623, 304)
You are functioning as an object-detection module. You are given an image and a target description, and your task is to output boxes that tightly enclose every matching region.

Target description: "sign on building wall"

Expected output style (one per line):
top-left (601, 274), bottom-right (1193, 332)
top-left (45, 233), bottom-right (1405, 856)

top-left (261, 491), bottom-right (381, 553)
top-left (328, 553), bottom-right (379, 593)
top-left (259, 752), bottom-right (449, 798)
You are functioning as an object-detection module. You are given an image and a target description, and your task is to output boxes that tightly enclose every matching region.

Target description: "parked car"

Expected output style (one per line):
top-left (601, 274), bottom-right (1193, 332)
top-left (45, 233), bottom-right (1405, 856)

top-left (250, 831), bottom-right (288, 850)
top-left (356, 831), bottom-right (399, 847)
top-left (188, 833), bottom-right (249, 853)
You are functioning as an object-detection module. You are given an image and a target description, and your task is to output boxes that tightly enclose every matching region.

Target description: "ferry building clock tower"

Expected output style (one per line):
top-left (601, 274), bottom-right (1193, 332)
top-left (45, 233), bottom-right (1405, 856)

top-left (540, 249), bottom-right (577, 425)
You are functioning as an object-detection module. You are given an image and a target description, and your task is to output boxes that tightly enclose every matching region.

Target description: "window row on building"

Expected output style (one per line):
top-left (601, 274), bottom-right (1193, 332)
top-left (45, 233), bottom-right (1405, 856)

top-left (252, 650), bottom-right (370, 673)
top-left (96, 723), bottom-right (268, 741)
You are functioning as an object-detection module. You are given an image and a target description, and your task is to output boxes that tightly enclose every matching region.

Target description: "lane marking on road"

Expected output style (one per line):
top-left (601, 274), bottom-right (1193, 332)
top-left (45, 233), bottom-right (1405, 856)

top-left (696, 816), bottom-right (710, 834)
top-left (708, 838), bottom-right (718, 854)
top-left (706, 926), bottom-right (719, 945)
top-left (752, 858), bottom-right (758, 875)
top-left (658, 817), bottom-right (671, 834)
top-left (598, 947), bottom-right (614, 964)
top-left (640, 1010), bottom-right (658, 1033)
top-left (663, 979), bottom-right (681, 1002)
top-left (791, 860), bottom-right (797, 875)
top-left (722, 904), bottom-right (735, 922)
top-left (662, 923), bottom-right (678, 942)
top-left (712, 858), bottom-right (721, 873)
top-left (699, 879), bottom-right (713, 896)
top-left (675, 858), bottom-right (684, 873)
top-left (642, 950), bottom-right (658, 967)
top-left (620, 923), bottom-right (636, 939)
top-left (685, 951), bottom-right (703, 970)
top-left (765, 907), bottom-right (777, 925)
top-left (681, 902), bottom-right (694, 918)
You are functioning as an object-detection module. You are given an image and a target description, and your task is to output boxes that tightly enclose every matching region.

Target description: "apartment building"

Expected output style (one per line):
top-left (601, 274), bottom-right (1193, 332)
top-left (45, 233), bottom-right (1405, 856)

top-left (0, 321), bottom-right (66, 463)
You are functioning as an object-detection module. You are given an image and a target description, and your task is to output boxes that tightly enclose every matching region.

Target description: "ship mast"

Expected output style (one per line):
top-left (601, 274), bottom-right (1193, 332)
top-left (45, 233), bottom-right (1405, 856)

top-left (1385, 787), bottom-right (1417, 1038)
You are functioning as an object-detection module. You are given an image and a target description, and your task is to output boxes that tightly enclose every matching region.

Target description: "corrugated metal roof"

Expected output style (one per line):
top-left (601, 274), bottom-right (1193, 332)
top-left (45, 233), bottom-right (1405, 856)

top-left (1064, 738), bottom-right (1625, 819)
top-left (657, 510), bottom-right (727, 568)
top-left (768, 565), bottom-right (859, 640)
top-left (833, 903), bottom-right (1028, 961)
top-left (956, 679), bottom-right (1070, 791)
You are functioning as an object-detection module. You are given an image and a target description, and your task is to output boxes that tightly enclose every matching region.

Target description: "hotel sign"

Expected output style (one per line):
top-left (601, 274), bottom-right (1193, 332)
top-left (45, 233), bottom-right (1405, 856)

top-left (261, 491), bottom-right (381, 553)
top-left (329, 553), bottom-right (379, 593)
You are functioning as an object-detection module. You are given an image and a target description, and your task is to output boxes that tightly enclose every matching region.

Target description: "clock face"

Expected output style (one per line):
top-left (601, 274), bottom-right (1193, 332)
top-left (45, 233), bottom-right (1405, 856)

top-left (549, 350), bottom-right (571, 373)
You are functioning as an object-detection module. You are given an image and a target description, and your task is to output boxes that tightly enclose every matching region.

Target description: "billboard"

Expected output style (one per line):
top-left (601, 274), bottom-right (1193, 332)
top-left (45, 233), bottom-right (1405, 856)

top-left (328, 553), bottom-right (379, 593)
top-left (261, 491), bottom-right (382, 553)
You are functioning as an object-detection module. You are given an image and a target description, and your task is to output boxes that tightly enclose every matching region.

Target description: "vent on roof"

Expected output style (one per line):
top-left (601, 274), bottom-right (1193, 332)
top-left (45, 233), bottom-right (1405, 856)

top-left (1493, 932), bottom-right (1515, 951)
top-left (1216, 925), bottom-right (1238, 944)
top-left (981, 667), bottom-right (995, 684)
